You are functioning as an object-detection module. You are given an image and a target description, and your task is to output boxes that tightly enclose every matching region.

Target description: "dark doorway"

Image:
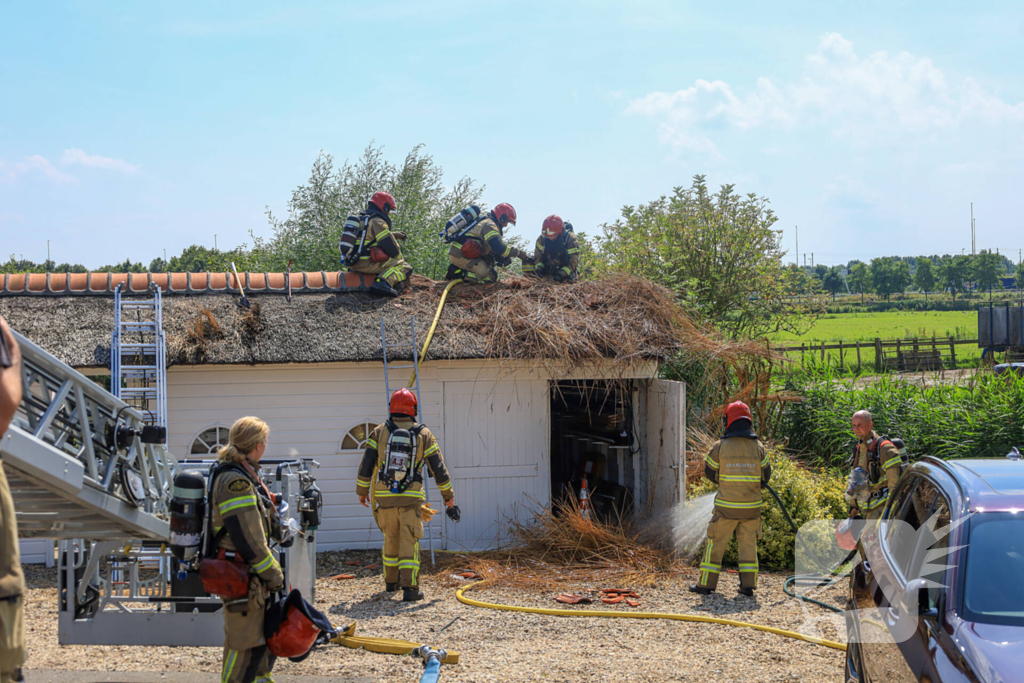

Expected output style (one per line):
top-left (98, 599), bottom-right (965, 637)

top-left (550, 380), bottom-right (637, 519)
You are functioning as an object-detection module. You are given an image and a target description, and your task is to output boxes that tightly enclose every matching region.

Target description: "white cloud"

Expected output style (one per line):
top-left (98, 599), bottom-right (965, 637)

top-left (61, 148), bottom-right (141, 175)
top-left (629, 32), bottom-right (1024, 155)
top-left (1, 155), bottom-right (79, 185)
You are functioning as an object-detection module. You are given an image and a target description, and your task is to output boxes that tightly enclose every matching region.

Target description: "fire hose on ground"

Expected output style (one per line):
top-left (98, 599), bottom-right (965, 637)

top-left (762, 483), bottom-right (857, 615)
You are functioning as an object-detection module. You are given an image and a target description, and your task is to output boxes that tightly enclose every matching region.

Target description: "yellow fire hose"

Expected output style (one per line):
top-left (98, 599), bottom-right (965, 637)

top-left (330, 622), bottom-right (460, 663)
top-left (455, 581), bottom-right (847, 652)
top-left (371, 280), bottom-right (460, 533)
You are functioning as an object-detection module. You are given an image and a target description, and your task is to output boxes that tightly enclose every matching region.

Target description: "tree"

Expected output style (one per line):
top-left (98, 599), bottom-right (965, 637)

top-left (893, 260), bottom-right (912, 299)
top-left (938, 255), bottom-right (972, 300)
top-left (914, 257), bottom-right (935, 299)
top-left (822, 267), bottom-right (844, 301)
top-left (260, 144), bottom-right (484, 279)
top-left (597, 175), bottom-right (824, 337)
top-left (1016, 260), bottom-right (1024, 292)
top-left (813, 264), bottom-right (828, 283)
top-left (973, 250), bottom-right (1004, 294)
top-left (849, 262), bottom-right (870, 303)
top-left (870, 257), bottom-right (899, 301)
top-left (149, 258), bottom-right (167, 273)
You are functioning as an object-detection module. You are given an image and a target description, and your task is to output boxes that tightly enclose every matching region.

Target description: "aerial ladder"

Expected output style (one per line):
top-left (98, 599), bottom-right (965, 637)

top-left (2, 319), bottom-right (320, 646)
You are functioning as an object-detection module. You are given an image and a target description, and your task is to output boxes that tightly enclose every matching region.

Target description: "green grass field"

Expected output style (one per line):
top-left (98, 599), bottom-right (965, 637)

top-left (771, 310), bottom-right (977, 343)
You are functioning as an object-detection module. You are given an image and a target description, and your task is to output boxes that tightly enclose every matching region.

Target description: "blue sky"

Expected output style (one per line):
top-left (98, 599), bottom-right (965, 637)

top-left (2, 1), bottom-right (1023, 270)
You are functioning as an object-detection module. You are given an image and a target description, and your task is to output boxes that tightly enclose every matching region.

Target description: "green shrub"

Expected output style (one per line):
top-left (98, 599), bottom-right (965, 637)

top-left (781, 365), bottom-right (1024, 467)
top-left (690, 449), bottom-right (846, 570)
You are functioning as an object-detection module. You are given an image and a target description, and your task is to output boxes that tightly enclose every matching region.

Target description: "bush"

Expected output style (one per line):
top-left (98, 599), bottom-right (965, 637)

top-left (781, 365), bottom-right (1024, 467)
top-left (689, 449), bottom-right (845, 570)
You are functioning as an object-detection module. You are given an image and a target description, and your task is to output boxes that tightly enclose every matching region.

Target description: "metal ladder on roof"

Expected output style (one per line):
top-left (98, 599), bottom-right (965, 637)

top-left (380, 316), bottom-right (435, 564)
top-left (111, 284), bottom-right (167, 429)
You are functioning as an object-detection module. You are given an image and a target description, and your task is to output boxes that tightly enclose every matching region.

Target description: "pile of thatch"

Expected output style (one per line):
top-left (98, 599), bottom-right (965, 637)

top-left (456, 274), bottom-right (768, 376)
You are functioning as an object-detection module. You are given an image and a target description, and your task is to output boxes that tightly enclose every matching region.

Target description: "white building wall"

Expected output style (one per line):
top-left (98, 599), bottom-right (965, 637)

top-left (165, 359), bottom-right (658, 553)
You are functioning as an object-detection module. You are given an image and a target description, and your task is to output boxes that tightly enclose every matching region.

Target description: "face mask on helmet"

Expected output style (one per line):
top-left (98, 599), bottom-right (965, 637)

top-left (845, 467), bottom-right (871, 507)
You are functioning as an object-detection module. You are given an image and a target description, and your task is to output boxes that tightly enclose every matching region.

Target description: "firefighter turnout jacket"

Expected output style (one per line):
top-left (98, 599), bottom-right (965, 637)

top-left (355, 418), bottom-right (455, 507)
top-left (447, 215), bottom-right (530, 280)
top-left (852, 431), bottom-right (901, 518)
top-left (524, 230), bottom-right (580, 280)
top-left (0, 463), bottom-right (25, 683)
top-left (348, 211), bottom-right (412, 288)
top-left (703, 432), bottom-right (772, 519)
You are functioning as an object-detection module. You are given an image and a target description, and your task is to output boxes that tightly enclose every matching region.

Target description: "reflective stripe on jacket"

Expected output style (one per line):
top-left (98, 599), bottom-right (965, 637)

top-left (210, 464), bottom-right (283, 589)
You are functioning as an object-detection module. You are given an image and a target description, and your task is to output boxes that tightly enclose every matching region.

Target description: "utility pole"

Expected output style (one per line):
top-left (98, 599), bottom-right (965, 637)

top-left (970, 203), bottom-right (975, 256)
top-left (47, 240), bottom-right (50, 266)
top-left (811, 253), bottom-right (815, 268)
top-left (214, 234), bottom-right (218, 250)
top-left (795, 226), bottom-right (799, 267)
top-left (163, 248), bottom-right (167, 264)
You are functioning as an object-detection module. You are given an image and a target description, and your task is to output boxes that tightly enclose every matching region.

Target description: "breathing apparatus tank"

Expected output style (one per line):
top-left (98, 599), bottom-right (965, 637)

top-left (169, 470), bottom-right (206, 568)
top-left (339, 215), bottom-right (367, 266)
top-left (383, 428), bottom-right (416, 493)
top-left (440, 205), bottom-right (481, 243)
top-left (845, 467), bottom-right (871, 509)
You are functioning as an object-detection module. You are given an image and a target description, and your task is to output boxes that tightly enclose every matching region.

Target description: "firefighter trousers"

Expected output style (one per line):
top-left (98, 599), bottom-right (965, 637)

top-left (221, 578), bottom-right (276, 683)
top-left (350, 257), bottom-right (412, 287)
top-left (0, 597), bottom-right (25, 683)
top-left (698, 514), bottom-right (762, 591)
top-left (448, 249), bottom-right (497, 284)
top-left (378, 505), bottom-right (423, 588)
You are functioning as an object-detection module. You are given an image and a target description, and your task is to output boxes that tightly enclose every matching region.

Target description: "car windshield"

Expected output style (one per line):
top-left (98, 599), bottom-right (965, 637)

top-left (963, 513), bottom-right (1024, 627)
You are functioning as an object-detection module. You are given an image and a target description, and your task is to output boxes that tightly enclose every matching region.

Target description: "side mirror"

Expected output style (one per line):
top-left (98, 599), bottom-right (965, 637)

top-left (902, 578), bottom-right (940, 618)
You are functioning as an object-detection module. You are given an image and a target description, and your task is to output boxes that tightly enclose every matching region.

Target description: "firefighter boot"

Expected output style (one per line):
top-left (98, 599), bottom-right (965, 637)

top-left (370, 278), bottom-right (398, 297)
top-left (403, 587), bottom-right (424, 602)
top-left (385, 583), bottom-right (399, 593)
top-left (688, 584), bottom-right (713, 595)
top-left (738, 587), bottom-right (754, 597)
top-left (444, 264), bottom-right (461, 281)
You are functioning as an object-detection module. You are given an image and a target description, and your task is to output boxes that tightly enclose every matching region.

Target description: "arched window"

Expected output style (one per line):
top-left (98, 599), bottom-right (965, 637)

top-left (339, 421), bottom-right (379, 452)
top-left (191, 424), bottom-right (230, 455)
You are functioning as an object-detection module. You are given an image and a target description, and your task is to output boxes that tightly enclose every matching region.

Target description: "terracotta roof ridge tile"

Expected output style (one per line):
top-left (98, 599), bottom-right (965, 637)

top-left (0, 271), bottom-right (376, 297)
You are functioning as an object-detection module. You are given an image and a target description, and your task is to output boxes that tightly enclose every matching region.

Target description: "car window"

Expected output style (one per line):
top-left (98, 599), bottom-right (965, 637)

top-left (963, 513), bottom-right (1024, 627)
top-left (883, 475), bottom-right (918, 548)
top-left (907, 492), bottom-right (951, 609)
top-left (884, 475), bottom-right (924, 576)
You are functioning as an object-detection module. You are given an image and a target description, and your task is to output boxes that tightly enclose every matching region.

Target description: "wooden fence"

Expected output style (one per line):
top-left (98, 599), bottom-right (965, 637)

top-left (773, 336), bottom-right (979, 372)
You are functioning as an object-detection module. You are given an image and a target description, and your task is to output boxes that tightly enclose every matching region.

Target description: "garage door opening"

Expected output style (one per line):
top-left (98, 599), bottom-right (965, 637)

top-left (550, 380), bottom-right (637, 520)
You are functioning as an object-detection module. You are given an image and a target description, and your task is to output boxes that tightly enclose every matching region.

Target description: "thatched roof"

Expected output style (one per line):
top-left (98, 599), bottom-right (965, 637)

top-left (0, 272), bottom-right (688, 370)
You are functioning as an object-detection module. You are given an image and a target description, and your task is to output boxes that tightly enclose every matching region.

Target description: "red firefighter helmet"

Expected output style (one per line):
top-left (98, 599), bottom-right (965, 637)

top-left (267, 605), bottom-right (320, 658)
top-left (835, 518), bottom-right (858, 551)
top-left (492, 203), bottom-right (517, 228)
top-left (542, 215), bottom-right (564, 240)
top-left (370, 191), bottom-right (397, 214)
top-left (724, 401), bottom-right (752, 428)
top-left (389, 388), bottom-right (418, 417)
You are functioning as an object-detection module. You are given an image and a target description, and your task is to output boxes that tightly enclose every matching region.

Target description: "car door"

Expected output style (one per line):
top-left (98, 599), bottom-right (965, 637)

top-left (873, 476), bottom-right (946, 682)
top-left (856, 475), bottom-right (917, 683)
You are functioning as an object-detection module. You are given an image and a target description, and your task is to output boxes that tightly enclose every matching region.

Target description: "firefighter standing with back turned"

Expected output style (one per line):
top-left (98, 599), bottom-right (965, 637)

top-left (522, 214), bottom-right (580, 282)
top-left (210, 416), bottom-right (284, 683)
top-left (344, 191), bottom-right (413, 296)
top-left (446, 203), bottom-right (531, 284)
top-left (0, 317), bottom-right (25, 683)
top-left (357, 389), bottom-right (455, 601)
top-left (849, 410), bottom-right (902, 520)
top-left (691, 401), bottom-right (771, 597)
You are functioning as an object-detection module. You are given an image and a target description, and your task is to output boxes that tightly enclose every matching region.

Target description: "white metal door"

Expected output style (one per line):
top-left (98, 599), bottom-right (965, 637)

top-left (644, 379), bottom-right (686, 515)
top-left (441, 380), bottom-right (549, 550)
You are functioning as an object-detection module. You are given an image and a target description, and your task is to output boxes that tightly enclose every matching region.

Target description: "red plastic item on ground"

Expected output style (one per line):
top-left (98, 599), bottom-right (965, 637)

top-left (554, 594), bottom-right (593, 605)
top-left (601, 594), bottom-right (624, 604)
top-left (330, 574), bottom-right (357, 580)
top-left (364, 564), bottom-right (381, 570)
top-left (625, 598), bottom-right (640, 607)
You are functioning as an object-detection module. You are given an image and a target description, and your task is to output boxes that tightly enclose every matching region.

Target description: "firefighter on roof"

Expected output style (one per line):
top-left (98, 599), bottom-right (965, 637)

top-left (849, 410), bottom-right (903, 520)
top-left (210, 417), bottom-right (285, 683)
top-left (446, 203), bottom-right (531, 284)
top-left (343, 191), bottom-right (413, 296)
top-left (523, 214), bottom-right (580, 282)
top-left (0, 317), bottom-right (25, 683)
top-left (357, 389), bottom-right (455, 601)
top-left (691, 401), bottom-right (771, 597)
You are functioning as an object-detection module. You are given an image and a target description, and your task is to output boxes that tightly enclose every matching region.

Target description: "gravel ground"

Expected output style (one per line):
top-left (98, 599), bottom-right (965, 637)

top-left (22, 553), bottom-right (848, 683)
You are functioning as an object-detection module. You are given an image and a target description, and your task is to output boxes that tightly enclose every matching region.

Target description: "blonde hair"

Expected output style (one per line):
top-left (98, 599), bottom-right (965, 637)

top-left (217, 416), bottom-right (270, 463)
